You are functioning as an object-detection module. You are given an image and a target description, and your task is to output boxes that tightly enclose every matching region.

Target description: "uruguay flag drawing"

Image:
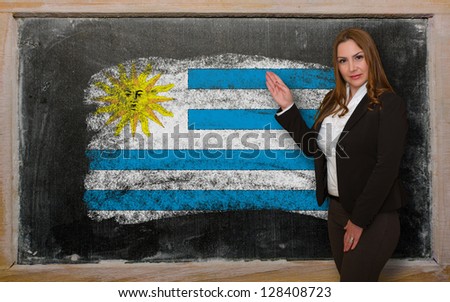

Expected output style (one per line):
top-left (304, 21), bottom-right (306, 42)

top-left (84, 54), bottom-right (333, 224)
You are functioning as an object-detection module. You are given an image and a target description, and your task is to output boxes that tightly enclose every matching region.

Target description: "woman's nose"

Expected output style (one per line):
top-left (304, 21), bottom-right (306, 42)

top-left (348, 60), bottom-right (357, 72)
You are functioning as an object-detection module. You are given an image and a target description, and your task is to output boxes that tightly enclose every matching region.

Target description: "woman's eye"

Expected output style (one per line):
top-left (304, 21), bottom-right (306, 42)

top-left (338, 59), bottom-right (346, 64)
top-left (355, 55), bottom-right (364, 61)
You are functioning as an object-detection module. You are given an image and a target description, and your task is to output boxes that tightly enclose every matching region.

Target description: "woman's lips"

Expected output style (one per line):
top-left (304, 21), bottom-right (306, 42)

top-left (350, 74), bottom-right (362, 80)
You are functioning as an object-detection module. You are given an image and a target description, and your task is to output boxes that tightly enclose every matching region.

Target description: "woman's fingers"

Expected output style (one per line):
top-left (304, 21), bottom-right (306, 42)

top-left (265, 72), bottom-right (280, 96)
top-left (266, 73), bottom-right (278, 91)
top-left (343, 232), bottom-right (359, 252)
top-left (266, 71), bottom-right (279, 87)
top-left (343, 220), bottom-right (363, 252)
top-left (268, 71), bottom-right (288, 88)
top-left (266, 71), bottom-right (294, 110)
top-left (265, 74), bottom-right (275, 91)
top-left (266, 71), bottom-right (277, 82)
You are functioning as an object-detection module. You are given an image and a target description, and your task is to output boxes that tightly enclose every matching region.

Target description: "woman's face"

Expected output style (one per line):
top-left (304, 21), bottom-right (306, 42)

top-left (337, 39), bottom-right (369, 96)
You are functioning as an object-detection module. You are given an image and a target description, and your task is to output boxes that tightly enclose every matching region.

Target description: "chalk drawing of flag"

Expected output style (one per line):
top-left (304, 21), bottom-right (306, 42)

top-left (83, 54), bottom-right (333, 224)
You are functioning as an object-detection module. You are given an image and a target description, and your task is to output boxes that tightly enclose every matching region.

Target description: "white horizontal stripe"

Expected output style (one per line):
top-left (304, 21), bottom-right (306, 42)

top-left (86, 88), bottom-right (326, 110)
top-left (87, 210), bottom-right (327, 224)
top-left (84, 54), bottom-right (329, 105)
top-left (85, 170), bottom-right (315, 191)
top-left (177, 89), bottom-right (327, 109)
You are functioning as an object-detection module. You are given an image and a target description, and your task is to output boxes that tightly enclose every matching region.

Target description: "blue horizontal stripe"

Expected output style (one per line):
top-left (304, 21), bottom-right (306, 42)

top-left (188, 68), bottom-right (335, 89)
top-left (188, 109), bottom-right (316, 130)
top-left (84, 190), bottom-right (328, 211)
top-left (86, 149), bottom-right (314, 170)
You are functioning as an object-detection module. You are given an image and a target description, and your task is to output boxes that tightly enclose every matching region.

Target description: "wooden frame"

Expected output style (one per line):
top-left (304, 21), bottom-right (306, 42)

top-left (1, 1), bottom-right (449, 280)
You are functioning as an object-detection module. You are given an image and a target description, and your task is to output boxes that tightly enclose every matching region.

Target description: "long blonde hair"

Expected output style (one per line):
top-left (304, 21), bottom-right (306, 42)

top-left (313, 28), bottom-right (394, 129)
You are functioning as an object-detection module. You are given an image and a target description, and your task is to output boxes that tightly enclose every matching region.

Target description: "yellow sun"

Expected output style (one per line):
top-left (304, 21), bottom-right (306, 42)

top-left (93, 62), bottom-right (174, 136)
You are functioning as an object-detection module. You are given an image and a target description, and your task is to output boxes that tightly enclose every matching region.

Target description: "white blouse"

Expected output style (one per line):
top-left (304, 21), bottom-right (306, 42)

top-left (317, 83), bottom-right (367, 197)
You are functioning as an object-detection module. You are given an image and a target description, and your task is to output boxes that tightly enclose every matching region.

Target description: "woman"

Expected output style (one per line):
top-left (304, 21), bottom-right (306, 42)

top-left (266, 28), bottom-right (408, 281)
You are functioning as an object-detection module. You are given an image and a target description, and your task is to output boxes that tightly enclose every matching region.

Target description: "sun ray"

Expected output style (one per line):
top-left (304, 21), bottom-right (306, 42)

top-left (94, 96), bottom-right (119, 104)
top-left (115, 113), bottom-right (133, 136)
top-left (118, 64), bottom-right (128, 86)
top-left (139, 115), bottom-right (151, 136)
top-left (146, 96), bottom-right (174, 103)
top-left (131, 114), bottom-right (139, 136)
top-left (95, 104), bottom-right (118, 114)
top-left (106, 110), bottom-right (127, 125)
top-left (144, 74), bottom-right (162, 91)
top-left (138, 64), bottom-right (153, 82)
top-left (143, 109), bottom-right (164, 127)
top-left (95, 82), bottom-right (113, 94)
top-left (131, 63), bottom-right (138, 86)
top-left (91, 61), bottom-right (175, 136)
top-left (150, 103), bottom-right (174, 117)
top-left (149, 83), bottom-right (174, 93)
top-left (105, 72), bottom-right (122, 87)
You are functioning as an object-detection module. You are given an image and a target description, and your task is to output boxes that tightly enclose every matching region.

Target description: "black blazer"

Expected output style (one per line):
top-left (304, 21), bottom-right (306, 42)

top-left (275, 92), bottom-right (408, 228)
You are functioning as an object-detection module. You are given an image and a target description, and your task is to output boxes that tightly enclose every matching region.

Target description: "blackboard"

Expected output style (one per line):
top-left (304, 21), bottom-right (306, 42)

top-left (18, 17), bottom-right (429, 263)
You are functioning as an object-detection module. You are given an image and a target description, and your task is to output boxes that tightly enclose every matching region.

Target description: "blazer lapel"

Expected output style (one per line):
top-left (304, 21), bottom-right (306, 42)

top-left (341, 94), bottom-right (370, 133)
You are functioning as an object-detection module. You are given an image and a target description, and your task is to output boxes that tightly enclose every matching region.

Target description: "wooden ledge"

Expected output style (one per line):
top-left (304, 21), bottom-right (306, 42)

top-left (0, 259), bottom-right (448, 282)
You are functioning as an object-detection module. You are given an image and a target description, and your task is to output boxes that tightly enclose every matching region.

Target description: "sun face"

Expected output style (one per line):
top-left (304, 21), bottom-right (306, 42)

top-left (93, 62), bottom-right (174, 136)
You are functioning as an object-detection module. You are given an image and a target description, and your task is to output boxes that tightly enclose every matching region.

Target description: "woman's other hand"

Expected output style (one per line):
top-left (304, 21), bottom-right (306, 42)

top-left (265, 71), bottom-right (294, 110)
top-left (343, 220), bottom-right (363, 252)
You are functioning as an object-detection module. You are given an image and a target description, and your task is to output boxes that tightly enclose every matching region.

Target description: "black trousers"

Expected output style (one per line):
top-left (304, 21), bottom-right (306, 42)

top-left (327, 198), bottom-right (400, 282)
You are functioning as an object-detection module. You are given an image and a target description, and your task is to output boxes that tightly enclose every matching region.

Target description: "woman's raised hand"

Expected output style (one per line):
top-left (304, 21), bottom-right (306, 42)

top-left (265, 71), bottom-right (294, 111)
